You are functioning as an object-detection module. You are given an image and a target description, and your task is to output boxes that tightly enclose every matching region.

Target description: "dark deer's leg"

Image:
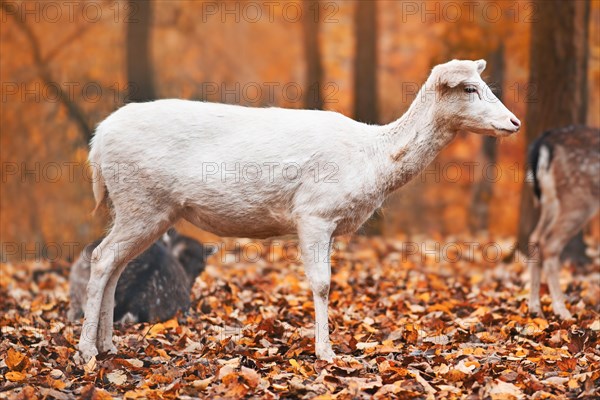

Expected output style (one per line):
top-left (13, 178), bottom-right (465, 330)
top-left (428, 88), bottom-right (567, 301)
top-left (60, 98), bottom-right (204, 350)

top-left (541, 207), bottom-right (596, 320)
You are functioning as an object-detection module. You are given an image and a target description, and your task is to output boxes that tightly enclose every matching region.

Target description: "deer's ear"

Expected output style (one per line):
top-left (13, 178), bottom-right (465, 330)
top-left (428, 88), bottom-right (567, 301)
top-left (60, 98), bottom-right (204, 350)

top-left (431, 60), bottom-right (481, 89)
top-left (475, 59), bottom-right (486, 74)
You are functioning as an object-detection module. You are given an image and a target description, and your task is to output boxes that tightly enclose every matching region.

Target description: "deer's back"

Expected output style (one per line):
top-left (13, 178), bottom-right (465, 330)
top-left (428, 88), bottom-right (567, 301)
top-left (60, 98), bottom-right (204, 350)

top-left (92, 100), bottom-right (381, 237)
top-left (530, 125), bottom-right (600, 199)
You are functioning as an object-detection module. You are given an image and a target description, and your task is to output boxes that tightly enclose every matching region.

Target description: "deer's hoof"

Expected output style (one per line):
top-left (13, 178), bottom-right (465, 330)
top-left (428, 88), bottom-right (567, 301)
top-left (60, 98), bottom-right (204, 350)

top-left (101, 343), bottom-right (118, 355)
top-left (316, 344), bottom-right (336, 363)
top-left (97, 335), bottom-right (117, 354)
top-left (78, 343), bottom-right (99, 363)
top-left (529, 304), bottom-right (545, 319)
top-left (555, 308), bottom-right (573, 320)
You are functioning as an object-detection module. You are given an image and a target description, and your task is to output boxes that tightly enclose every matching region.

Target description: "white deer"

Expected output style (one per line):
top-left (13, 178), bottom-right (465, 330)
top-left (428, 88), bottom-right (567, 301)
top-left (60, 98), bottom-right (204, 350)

top-left (79, 59), bottom-right (520, 362)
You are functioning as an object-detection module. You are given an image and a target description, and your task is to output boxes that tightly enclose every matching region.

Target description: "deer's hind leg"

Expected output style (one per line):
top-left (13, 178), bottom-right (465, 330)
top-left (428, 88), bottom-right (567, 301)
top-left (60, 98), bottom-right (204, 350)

top-left (540, 205), bottom-right (596, 320)
top-left (79, 203), bottom-right (176, 360)
top-left (96, 217), bottom-right (175, 353)
top-left (527, 201), bottom-right (556, 317)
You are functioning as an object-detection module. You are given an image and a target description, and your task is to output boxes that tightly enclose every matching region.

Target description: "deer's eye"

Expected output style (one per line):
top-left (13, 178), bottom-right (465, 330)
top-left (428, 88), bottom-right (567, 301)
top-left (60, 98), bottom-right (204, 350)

top-left (464, 87), bottom-right (477, 94)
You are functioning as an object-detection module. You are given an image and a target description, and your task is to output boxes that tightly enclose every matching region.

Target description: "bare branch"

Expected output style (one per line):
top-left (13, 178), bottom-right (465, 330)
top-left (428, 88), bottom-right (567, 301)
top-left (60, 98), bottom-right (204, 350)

top-left (1, 0), bottom-right (94, 144)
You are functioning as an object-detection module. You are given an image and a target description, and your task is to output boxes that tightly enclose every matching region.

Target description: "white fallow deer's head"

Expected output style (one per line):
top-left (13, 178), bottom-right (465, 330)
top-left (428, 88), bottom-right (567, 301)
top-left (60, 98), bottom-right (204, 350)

top-left (428, 59), bottom-right (521, 137)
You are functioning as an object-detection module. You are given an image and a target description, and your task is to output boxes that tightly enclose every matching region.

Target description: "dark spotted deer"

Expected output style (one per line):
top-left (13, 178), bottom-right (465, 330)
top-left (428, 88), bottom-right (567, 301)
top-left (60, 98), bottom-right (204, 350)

top-left (527, 125), bottom-right (600, 319)
top-left (69, 229), bottom-right (216, 323)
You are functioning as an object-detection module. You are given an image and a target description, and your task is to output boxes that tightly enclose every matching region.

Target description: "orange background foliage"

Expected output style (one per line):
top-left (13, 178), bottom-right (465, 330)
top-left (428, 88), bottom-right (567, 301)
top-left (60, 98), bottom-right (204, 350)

top-left (1, 0), bottom-right (599, 260)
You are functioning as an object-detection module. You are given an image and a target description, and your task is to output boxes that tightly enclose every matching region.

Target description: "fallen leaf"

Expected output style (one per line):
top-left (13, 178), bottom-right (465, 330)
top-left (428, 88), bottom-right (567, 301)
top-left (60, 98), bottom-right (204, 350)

top-left (488, 380), bottom-right (524, 399)
top-left (5, 371), bottom-right (27, 382)
top-left (5, 348), bottom-right (28, 371)
top-left (106, 369), bottom-right (128, 385)
top-left (83, 356), bottom-right (97, 374)
top-left (240, 366), bottom-right (260, 388)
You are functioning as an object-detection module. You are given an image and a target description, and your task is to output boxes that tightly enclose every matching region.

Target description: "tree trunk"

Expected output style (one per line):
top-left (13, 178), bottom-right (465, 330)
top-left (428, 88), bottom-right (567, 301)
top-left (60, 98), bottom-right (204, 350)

top-left (353, 1), bottom-right (378, 124)
top-left (517, 0), bottom-right (591, 265)
top-left (354, 1), bottom-right (380, 235)
top-left (470, 42), bottom-right (504, 232)
top-left (303, 0), bottom-right (323, 110)
top-left (126, 0), bottom-right (156, 102)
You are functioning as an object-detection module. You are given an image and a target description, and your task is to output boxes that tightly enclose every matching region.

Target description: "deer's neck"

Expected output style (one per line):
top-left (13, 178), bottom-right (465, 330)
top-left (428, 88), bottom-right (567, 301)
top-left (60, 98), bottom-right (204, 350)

top-left (374, 86), bottom-right (458, 194)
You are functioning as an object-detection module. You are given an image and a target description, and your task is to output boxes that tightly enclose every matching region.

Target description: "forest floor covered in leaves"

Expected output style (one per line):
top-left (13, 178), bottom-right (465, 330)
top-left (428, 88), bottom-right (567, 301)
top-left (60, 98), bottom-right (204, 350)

top-left (1, 235), bottom-right (600, 399)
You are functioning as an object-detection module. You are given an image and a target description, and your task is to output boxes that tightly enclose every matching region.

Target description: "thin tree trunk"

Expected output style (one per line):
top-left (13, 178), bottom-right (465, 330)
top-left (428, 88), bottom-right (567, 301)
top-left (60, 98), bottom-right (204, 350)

top-left (470, 42), bottom-right (504, 232)
top-left (516, 0), bottom-right (591, 265)
top-left (303, 0), bottom-right (323, 110)
top-left (353, 1), bottom-right (378, 124)
top-left (126, 0), bottom-right (156, 102)
top-left (354, 1), bottom-right (380, 235)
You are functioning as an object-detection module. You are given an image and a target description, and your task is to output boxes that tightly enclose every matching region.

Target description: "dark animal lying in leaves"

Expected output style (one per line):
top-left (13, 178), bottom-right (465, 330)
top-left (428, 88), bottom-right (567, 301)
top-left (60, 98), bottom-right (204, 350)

top-left (68, 229), bottom-right (216, 323)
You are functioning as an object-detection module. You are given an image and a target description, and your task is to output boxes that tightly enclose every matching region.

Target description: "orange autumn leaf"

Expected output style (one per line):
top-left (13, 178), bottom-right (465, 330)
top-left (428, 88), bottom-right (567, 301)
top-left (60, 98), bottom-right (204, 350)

top-left (5, 348), bottom-right (28, 371)
top-left (5, 371), bottom-right (27, 382)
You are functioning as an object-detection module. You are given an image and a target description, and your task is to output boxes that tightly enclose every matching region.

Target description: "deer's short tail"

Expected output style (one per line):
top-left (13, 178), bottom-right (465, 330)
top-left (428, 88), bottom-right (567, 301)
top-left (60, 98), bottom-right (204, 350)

top-left (528, 131), bottom-right (554, 199)
top-left (89, 134), bottom-right (108, 215)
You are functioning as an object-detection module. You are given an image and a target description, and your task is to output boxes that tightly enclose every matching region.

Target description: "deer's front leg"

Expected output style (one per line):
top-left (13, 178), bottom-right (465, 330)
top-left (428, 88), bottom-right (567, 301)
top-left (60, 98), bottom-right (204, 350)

top-left (298, 218), bottom-right (335, 362)
top-left (527, 254), bottom-right (544, 317)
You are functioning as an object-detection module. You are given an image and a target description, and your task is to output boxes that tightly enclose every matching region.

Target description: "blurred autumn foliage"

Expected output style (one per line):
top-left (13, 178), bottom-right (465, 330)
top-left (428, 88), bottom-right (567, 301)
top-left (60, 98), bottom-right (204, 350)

top-left (1, 0), bottom-right (599, 259)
